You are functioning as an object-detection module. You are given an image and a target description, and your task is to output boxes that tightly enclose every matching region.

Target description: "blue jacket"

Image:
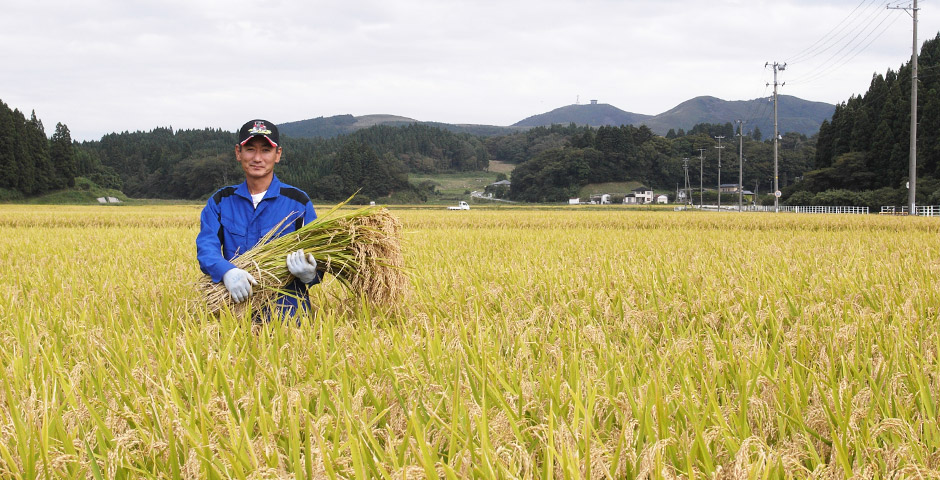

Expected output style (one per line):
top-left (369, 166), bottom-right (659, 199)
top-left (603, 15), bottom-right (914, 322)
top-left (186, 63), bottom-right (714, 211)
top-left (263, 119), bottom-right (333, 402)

top-left (197, 175), bottom-right (318, 313)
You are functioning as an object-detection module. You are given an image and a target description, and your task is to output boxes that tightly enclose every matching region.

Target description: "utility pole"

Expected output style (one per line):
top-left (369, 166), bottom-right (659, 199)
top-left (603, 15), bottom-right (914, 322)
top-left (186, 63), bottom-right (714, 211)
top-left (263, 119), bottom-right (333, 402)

top-left (683, 157), bottom-right (692, 206)
top-left (715, 136), bottom-right (725, 210)
top-left (735, 120), bottom-right (745, 212)
top-left (766, 61), bottom-right (785, 212)
top-left (698, 148), bottom-right (706, 206)
top-left (889, 1), bottom-right (919, 214)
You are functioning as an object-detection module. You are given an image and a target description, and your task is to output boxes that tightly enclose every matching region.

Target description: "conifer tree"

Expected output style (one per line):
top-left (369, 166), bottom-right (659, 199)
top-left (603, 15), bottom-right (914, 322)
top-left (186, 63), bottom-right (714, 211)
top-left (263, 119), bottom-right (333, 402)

top-left (27, 111), bottom-right (54, 193)
top-left (50, 122), bottom-right (76, 188)
top-left (0, 101), bottom-right (15, 190)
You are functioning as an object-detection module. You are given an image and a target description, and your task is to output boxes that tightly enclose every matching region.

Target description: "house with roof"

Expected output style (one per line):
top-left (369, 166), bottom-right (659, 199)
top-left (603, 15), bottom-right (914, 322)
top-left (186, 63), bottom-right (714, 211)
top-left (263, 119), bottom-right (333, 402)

top-left (484, 179), bottom-right (511, 198)
top-left (624, 187), bottom-right (653, 205)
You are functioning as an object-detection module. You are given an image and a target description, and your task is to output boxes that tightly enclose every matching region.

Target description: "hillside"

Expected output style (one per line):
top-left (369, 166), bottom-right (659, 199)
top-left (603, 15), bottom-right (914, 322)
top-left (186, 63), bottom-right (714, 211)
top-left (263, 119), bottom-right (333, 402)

top-left (279, 114), bottom-right (415, 138)
top-left (513, 103), bottom-right (652, 128)
top-left (279, 114), bottom-right (522, 139)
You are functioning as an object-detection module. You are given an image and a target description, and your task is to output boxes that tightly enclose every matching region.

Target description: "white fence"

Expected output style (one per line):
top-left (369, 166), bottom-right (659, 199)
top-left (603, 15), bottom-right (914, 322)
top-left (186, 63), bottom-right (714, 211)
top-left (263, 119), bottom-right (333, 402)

top-left (919, 206), bottom-right (940, 216)
top-left (880, 205), bottom-right (940, 216)
top-left (741, 205), bottom-right (869, 214)
top-left (688, 204), bottom-right (940, 216)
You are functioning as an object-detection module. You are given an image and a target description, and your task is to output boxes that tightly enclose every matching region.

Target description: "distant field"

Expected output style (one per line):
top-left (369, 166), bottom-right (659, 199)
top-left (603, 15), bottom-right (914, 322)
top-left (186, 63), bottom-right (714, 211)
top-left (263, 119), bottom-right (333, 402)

top-left (409, 171), bottom-right (502, 203)
top-left (486, 160), bottom-right (516, 174)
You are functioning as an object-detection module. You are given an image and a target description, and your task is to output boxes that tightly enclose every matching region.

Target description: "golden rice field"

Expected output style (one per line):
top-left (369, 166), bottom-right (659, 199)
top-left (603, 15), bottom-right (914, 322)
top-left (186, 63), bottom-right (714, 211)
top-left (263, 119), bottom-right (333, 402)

top-left (1, 204), bottom-right (939, 479)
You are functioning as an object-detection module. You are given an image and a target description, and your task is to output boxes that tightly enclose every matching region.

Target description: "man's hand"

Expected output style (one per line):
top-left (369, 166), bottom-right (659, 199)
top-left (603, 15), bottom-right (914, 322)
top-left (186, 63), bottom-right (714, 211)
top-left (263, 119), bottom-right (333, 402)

top-left (287, 249), bottom-right (318, 284)
top-left (222, 268), bottom-right (257, 303)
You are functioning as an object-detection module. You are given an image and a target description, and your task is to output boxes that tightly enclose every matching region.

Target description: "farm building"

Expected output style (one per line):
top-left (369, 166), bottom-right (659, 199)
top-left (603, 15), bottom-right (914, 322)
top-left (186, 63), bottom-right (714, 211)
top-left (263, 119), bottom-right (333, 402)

top-left (484, 179), bottom-right (511, 198)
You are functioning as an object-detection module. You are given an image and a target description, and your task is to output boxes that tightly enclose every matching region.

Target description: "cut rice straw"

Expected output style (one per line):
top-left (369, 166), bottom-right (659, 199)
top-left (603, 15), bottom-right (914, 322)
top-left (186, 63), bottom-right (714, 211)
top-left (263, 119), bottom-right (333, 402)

top-left (199, 195), bottom-right (406, 316)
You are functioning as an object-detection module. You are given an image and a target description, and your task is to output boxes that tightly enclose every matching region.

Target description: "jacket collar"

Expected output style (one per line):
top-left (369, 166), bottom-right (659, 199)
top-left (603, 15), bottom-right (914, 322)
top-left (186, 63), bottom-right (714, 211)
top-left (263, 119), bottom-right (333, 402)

top-left (234, 174), bottom-right (282, 201)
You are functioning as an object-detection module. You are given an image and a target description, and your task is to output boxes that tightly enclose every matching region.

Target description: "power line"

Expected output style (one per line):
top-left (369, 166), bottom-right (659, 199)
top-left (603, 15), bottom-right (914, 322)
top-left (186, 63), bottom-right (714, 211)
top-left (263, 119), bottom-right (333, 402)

top-left (788, 9), bottom-right (900, 85)
top-left (787, 0), bottom-right (883, 64)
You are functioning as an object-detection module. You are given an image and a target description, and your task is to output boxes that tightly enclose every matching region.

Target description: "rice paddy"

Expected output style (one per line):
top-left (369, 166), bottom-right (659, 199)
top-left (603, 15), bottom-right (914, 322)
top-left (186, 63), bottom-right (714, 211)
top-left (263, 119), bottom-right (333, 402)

top-left (0, 204), bottom-right (939, 478)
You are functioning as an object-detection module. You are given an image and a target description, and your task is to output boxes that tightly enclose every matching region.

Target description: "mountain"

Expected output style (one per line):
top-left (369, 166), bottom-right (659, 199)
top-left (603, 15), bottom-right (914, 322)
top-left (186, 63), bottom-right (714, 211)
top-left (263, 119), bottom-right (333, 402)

top-left (639, 95), bottom-right (835, 138)
top-left (512, 96), bottom-right (833, 137)
top-left (279, 114), bottom-right (523, 139)
top-left (512, 103), bottom-right (653, 128)
top-left (279, 114), bottom-right (414, 138)
top-left (279, 95), bottom-right (834, 140)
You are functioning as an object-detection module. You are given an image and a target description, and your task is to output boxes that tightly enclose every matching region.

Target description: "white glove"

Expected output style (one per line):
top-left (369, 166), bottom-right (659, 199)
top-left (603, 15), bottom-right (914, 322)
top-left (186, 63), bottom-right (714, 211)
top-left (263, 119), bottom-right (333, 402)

top-left (222, 268), bottom-right (257, 303)
top-left (286, 249), bottom-right (318, 284)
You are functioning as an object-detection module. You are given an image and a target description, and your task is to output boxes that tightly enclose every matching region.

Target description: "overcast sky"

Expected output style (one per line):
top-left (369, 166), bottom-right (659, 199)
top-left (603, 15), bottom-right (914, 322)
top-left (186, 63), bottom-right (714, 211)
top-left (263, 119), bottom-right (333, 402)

top-left (1, 0), bottom-right (936, 141)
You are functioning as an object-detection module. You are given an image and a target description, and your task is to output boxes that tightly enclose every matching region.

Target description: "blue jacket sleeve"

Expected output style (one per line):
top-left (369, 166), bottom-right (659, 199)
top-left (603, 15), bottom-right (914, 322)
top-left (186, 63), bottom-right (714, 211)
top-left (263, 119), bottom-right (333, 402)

top-left (197, 196), bottom-right (237, 283)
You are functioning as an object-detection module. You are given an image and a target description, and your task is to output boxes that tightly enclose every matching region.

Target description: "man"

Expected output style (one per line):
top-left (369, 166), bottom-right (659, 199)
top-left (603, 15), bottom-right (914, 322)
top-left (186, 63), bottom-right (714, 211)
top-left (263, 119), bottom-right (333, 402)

top-left (197, 119), bottom-right (320, 317)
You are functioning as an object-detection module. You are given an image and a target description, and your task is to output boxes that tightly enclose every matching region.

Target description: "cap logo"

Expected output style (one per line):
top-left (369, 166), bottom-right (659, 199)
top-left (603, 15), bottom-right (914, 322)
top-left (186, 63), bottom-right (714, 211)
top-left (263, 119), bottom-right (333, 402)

top-left (248, 121), bottom-right (272, 136)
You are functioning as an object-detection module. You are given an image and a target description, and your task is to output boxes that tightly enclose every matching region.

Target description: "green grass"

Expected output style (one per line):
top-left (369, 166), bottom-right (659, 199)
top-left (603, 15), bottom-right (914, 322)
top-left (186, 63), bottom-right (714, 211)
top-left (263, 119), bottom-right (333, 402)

top-left (409, 171), bottom-right (503, 204)
top-left (486, 160), bottom-right (516, 174)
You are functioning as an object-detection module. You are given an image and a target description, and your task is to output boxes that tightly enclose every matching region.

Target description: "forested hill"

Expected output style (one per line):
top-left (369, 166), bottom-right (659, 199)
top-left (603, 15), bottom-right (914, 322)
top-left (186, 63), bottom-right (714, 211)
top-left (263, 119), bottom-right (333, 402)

top-left (785, 32), bottom-right (940, 208)
top-left (492, 122), bottom-right (816, 204)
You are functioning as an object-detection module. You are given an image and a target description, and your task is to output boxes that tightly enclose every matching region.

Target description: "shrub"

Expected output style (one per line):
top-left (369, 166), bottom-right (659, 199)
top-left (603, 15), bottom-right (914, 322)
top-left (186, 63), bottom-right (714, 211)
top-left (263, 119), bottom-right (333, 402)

top-left (0, 188), bottom-right (24, 202)
top-left (74, 177), bottom-right (97, 191)
top-left (784, 191), bottom-right (815, 206)
top-left (813, 189), bottom-right (862, 206)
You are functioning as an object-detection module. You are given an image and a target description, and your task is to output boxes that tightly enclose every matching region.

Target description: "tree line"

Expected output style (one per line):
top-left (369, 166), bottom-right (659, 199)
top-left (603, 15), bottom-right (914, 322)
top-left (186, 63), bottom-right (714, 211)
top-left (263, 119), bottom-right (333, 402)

top-left (0, 105), bottom-right (490, 203)
top-left (0, 100), bottom-right (85, 199)
top-left (81, 123), bottom-right (486, 202)
top-left (493, 122), bottom-right (814, 203)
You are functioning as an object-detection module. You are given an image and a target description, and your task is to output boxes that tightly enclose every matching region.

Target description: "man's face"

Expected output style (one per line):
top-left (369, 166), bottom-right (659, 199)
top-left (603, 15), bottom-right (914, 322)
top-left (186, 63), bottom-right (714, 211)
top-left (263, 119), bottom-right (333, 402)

top-left (235, 136), bottom-right (282, 182)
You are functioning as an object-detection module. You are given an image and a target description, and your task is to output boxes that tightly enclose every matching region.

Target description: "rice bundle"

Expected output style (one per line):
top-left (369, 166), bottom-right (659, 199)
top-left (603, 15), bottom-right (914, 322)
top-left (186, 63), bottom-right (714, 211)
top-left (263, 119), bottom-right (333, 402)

top-left (200, 199), bottom-right (406, 316)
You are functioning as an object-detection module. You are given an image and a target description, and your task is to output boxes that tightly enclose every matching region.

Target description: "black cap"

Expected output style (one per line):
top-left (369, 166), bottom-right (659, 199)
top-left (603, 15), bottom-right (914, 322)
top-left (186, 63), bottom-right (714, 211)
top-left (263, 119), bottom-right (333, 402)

top-left (237, 119), bottom-right (279, 147)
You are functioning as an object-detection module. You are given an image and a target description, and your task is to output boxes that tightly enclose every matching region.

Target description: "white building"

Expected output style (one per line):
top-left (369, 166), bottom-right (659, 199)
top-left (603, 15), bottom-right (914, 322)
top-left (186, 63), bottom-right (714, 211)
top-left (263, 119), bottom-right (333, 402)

top-left (631, 187), bottom-right (654, 204)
